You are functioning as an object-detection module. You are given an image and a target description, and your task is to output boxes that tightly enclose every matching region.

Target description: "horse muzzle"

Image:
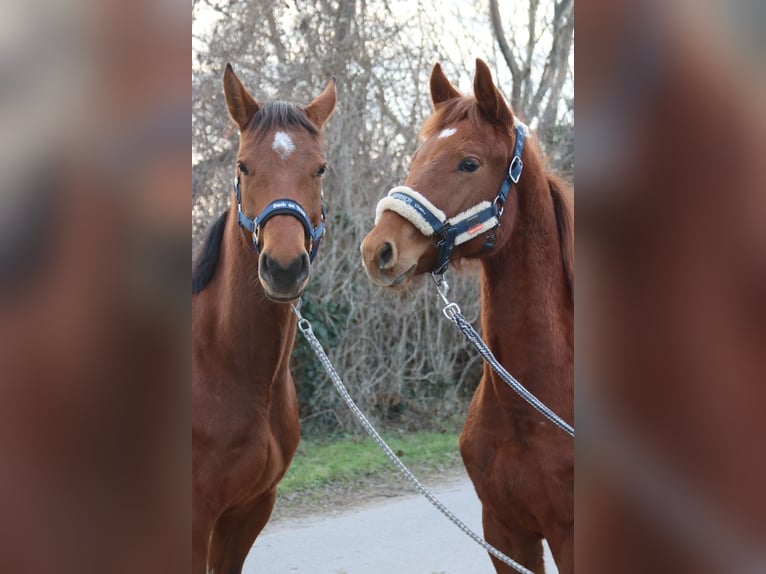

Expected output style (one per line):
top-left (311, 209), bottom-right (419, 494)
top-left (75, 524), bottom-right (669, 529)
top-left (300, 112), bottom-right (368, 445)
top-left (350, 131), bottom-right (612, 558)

top-left (360, 220), bottom-right (425, 289)
top-left (258, 251), bottom-right (310, 301)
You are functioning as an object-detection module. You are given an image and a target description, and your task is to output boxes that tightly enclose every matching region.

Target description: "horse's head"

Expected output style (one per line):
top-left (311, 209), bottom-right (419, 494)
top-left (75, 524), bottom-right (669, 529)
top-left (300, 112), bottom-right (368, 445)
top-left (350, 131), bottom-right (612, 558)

top-left (361, 59), bottom-right (522, 288)
top-left (223, 64), bottom-right (335, 301)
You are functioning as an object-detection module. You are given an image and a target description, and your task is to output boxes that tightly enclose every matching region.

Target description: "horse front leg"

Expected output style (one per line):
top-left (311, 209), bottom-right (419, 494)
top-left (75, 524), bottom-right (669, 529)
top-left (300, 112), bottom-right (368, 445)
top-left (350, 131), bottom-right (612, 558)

top-left (483, 507), bottom-right (545, 574)
top-left (208, 490), bottom-right (277, 574)
top-left (192, 501), bottom-right (214, 574)
top-left (545, 521), bottom-right (573, 574)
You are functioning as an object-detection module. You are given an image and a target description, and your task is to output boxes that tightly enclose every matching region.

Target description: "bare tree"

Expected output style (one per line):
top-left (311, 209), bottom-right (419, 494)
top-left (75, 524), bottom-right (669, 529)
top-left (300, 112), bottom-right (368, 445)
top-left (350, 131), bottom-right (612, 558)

top-left (490, 0), bottom-right (573, 173)
top-left (192, 0), bottom-right (572, 435)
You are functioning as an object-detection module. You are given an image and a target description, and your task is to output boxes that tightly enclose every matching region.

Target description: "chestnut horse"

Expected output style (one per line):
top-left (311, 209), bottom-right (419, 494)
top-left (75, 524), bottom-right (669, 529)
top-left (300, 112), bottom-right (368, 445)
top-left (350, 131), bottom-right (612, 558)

top-left (361, 59), bottom-right (573, 573)
top-left (192, 64), bottom-right (335, 574)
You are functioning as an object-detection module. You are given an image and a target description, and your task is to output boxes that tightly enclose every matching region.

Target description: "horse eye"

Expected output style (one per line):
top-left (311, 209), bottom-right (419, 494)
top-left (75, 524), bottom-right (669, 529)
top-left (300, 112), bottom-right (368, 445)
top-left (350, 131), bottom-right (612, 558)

top-left (237, 161), bottom-right (250, 176)
top-left (458, 159), bottom-right (480, 173)
top-left (316, 163), bottom-right (327, 177)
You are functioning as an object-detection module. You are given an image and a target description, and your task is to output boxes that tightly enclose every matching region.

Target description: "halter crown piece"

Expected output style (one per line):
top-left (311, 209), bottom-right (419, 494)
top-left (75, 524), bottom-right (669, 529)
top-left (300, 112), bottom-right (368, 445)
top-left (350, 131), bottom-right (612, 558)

top-left (233, 176), bottom-right (326, 263)
top-left (375, 121), bottom-right (527, 275)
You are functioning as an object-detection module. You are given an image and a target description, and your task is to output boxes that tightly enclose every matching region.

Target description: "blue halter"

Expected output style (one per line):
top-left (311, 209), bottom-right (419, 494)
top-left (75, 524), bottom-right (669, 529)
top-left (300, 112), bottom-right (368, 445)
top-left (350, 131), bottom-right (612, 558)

top-left (386, 123), bottom-right (525, 275)
top-left (233, 176), bottom-right (326, 263)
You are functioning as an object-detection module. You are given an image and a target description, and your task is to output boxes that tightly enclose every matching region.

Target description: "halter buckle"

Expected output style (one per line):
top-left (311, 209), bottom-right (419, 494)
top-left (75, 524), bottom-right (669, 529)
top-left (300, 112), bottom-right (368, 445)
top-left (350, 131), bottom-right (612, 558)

top-left (432, 223), bottom-right (450, 246)
top-left (509, 155), bottom-right (523, 184)
top-left (492, 195), bottom-right (505, 218)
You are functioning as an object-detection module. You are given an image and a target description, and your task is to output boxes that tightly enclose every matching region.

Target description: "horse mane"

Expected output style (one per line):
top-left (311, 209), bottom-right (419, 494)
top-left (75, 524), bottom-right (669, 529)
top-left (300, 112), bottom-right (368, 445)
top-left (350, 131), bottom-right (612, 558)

top-left (548, 174), bottom-right (574, 296)
top-left (245, 101), bottom-right (319, 139)
top-left (192, 210), bottom-right (227, 294)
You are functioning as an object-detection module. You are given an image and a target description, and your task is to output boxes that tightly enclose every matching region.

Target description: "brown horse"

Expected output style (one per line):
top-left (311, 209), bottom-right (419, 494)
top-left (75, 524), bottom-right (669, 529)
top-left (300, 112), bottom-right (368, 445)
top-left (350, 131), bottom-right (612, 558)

top-left (360, 59), bottom-right (573, 573)
top-left (192, 64), bottom-right (335, 574)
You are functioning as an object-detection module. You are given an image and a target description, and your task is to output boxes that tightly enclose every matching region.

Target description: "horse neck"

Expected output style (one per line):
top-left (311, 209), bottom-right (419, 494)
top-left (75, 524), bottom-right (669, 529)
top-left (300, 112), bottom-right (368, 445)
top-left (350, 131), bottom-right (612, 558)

top-left (211, 204), bottom-right (296, 378)
top-left (479, 161), bottom-right (573, 404)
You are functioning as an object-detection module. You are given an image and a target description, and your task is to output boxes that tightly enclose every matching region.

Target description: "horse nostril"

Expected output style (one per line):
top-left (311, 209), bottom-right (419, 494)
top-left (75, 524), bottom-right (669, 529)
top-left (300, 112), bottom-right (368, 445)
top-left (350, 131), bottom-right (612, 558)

top-left (378, 242), bottom-right (394, 271)
top-left (296, 252), bottom-right (310, 282)
top-left (260, 254), bottom-right (271, 275)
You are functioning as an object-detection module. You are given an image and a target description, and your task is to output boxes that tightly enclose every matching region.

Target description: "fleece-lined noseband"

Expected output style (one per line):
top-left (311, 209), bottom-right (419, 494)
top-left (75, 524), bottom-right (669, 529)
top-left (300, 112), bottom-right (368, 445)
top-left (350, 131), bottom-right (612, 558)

top-left (375, 121), bottom-right (527, 275)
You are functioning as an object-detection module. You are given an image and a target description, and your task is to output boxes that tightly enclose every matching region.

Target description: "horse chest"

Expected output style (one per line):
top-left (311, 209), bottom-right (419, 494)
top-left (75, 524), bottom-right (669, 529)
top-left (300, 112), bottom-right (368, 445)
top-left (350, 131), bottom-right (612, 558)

top-left (461, 430), bottom-right (553, 526)
top-left (193, 369), bottom-right (300, 498)
top-left (202, 422), bottom-right (297, 507)
top-left (461, 400), bottom-right (567, 509)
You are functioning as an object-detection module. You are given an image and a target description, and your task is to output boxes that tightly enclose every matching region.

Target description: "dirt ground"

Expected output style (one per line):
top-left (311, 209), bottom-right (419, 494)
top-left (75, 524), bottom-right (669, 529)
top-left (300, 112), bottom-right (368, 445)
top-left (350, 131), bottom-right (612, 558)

top-left (270, 462), bottom-right (469, 523)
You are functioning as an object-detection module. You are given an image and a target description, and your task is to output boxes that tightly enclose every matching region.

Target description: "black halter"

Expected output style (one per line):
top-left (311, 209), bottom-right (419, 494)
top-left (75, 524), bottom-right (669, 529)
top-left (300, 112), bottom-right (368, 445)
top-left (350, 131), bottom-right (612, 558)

top-left (233, 176), bottom-right (326, 263)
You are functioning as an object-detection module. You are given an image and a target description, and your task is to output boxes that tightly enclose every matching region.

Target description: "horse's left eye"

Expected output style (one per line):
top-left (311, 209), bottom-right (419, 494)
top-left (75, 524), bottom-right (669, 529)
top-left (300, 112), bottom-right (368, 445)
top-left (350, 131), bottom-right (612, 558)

top-left (316, 164), bottom-right (327, 177)
top-left (458, 159), bottom-right (480, 173)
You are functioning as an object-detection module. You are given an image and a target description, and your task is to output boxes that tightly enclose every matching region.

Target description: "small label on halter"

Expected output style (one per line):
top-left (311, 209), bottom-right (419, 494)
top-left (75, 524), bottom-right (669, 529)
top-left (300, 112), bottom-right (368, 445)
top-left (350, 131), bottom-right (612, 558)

top-left (468, 223), bottom-right (484, 235)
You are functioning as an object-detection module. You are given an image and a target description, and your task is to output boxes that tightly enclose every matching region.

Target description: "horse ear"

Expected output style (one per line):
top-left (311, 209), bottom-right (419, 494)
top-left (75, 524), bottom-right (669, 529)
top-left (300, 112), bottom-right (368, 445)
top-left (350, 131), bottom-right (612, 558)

top-left (305, 77), bottom-right (337, 129)
top-left (223, 63), bottom-right (259, 131)
top-left (473, 58), bottom-right (513, 127)
top-left (430, 63), bottom-right (461, 107)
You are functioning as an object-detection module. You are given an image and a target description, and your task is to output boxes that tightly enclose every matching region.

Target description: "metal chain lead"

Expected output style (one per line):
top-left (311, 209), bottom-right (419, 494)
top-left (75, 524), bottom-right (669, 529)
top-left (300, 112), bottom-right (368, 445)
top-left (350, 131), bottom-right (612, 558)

top-left (432, 273), bottom-right (574, 438)
top-left (291, 301), bottom-right (534, 574)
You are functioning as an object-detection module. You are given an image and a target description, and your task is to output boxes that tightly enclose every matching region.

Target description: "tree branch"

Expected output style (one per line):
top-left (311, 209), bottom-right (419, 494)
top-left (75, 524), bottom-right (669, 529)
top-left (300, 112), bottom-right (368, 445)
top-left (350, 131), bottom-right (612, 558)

top-left (489, 0), bottom-right (522, 111)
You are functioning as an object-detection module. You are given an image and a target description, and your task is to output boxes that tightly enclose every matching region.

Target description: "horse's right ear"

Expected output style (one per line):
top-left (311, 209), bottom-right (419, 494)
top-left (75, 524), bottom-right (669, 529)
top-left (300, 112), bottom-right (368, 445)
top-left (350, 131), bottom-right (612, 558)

top-left (223, 63), bottom-right (259, 131)
top-left (430, 63), bottom-right (461, 108)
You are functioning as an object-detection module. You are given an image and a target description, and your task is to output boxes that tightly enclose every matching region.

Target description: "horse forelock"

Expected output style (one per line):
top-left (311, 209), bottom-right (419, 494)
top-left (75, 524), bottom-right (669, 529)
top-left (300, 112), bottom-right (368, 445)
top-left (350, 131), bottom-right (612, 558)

top-left (244, 101), bottom-right (320, 142)
top-left (420, 97), bottom-right (512, 141)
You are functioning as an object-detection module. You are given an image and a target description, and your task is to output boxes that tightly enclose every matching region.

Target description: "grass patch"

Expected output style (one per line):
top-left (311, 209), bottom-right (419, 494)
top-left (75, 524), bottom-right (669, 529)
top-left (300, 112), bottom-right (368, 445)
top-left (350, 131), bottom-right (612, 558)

top-left (279, 431), bottom-right (461, 496)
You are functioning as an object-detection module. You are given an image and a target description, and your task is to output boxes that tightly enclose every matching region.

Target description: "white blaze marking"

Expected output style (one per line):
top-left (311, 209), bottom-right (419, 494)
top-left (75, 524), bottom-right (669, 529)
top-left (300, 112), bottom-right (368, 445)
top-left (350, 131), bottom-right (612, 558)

top-left (272, 131), bottom-right (295, 160)
top-left (437, 127), bottom-right (457, 139)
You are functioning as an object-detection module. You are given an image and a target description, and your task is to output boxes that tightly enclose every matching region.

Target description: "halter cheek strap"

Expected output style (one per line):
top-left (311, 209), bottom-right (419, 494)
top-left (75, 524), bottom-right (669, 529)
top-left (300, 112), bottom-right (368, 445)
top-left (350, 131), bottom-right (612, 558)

top-left (375, 122), bottom-right (527, 275)
top-left (234, 177), bottom-right (326, 263)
